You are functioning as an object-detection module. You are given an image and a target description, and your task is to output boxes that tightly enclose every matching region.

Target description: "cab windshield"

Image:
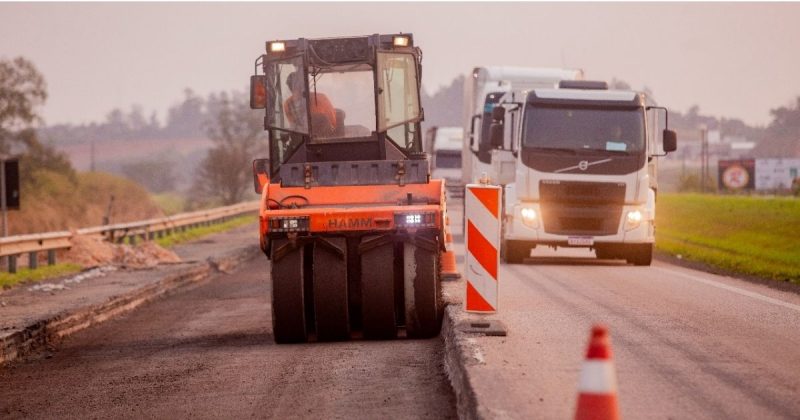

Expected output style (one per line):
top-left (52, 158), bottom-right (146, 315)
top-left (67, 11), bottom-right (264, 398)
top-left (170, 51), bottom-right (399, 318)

top-left (266, 58), bottom-right (376, 140)
top-left (523, 105), bottom-right (645, 154)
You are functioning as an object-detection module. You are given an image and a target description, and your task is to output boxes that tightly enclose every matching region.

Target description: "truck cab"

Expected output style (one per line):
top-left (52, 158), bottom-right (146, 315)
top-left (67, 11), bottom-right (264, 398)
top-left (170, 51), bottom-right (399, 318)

top-left (461, 66), bottom-right (584, 186)
top-left (490, 81), bottom-right (677, 265)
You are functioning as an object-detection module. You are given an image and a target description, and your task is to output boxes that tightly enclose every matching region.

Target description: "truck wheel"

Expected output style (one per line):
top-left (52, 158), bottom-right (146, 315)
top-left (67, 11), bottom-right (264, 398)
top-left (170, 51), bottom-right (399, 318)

top-left (270, 239), bottom-right (308, 343)
top-left (313, 237), bottom-right (350, 341)
top-left (627, 244), bottom-right (653, 266)
top-left (360, 236), bottom-right (397, 339)
top-left (502, 240), bottom-right (528, 264)
top-left (404, 237), bottom-right (443, 339)
top-left (595, 245), bottom-right (616, 260)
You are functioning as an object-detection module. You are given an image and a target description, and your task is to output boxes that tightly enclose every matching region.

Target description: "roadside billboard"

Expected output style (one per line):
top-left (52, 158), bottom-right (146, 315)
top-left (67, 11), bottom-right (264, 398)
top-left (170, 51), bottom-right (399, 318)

top-left (755, 158), bottom-right (800, 191)
top-left (718, 159), bottom-right (755, 191)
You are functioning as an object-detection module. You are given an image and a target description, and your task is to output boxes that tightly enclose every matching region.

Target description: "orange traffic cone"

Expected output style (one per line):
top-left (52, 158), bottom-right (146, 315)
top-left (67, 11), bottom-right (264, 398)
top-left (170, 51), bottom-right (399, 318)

top-left (441, 215), bottom-right (461, 280)
top-left (575, 324), bottom-right (620, 420)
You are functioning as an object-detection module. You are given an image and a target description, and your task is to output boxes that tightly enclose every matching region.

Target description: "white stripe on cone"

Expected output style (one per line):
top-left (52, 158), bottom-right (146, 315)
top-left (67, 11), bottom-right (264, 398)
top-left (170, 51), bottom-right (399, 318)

top-left (578, 360), bottom-right (618, 394)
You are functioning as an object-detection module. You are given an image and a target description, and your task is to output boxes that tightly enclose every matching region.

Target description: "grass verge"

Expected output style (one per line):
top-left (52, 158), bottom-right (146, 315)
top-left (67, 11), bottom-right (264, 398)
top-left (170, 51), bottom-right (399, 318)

top-left (0, 263), bottom-right (83, 289)
top-left (656, 193), bottom-right (800, 283)
top-left (155, 214), bottom-right (256, 248)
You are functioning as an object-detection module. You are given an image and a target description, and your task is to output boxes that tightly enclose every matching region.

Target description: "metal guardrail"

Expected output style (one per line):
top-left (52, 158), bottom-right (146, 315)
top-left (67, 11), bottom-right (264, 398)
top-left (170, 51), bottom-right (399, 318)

top-left (0, 201), bottom-right (259, 274)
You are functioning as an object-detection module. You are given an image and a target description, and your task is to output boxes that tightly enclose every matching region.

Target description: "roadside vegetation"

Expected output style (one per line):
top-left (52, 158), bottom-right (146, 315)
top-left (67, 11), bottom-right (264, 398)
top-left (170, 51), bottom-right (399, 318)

top-left (0, 263), bottom-right (82, 289)
top-left (154, 214), bottom-right (255, 248)
top-left (656, 193), bottom-right (800, 283)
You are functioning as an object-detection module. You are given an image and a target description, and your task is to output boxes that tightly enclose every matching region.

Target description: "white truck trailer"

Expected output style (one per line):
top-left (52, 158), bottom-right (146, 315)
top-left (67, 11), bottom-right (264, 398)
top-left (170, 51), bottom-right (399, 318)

top-left (487, 80), bottom-right (677, 265)
top-left (425, 126), bottom-right (464, 194)
top-left (461, 66), bottom-right (583, 186)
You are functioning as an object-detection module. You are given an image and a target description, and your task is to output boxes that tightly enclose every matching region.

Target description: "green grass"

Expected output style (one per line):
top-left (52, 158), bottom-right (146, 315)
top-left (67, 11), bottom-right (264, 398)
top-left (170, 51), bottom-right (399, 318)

top-left (155, 214), bottom-right (256, 248)
top-left (0, 263), bottom-right (83, 289)
top-left (656, 193), bottom-right (800, 283)
top-left (152, 193), bottom-right (187, 216)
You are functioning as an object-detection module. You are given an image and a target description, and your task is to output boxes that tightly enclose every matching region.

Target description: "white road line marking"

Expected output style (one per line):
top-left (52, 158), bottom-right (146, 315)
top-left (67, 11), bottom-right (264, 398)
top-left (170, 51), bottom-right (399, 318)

top-left (654, 266), bottom-right (800, 313)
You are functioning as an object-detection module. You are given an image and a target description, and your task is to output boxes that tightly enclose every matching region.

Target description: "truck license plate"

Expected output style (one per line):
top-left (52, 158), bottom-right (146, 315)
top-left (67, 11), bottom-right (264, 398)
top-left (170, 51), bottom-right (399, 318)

top-left (568, 236), bottom-right (594, 246)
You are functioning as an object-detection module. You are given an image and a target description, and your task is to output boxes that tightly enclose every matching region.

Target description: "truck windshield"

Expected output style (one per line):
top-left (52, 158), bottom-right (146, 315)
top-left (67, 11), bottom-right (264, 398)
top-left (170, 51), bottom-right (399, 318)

top-left (435, 150), bottom-right (462, 169)
top-left (523, 105), bottom-right (645, 153)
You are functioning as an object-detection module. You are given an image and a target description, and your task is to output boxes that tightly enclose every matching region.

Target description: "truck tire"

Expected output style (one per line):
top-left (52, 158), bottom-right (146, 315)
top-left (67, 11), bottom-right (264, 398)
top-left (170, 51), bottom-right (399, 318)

top-left (313, 237), bottom-right (350, 341)
top-left (404, 237), bottom-right (443, 338)
top-left (502, 240), bottom-right (528, 264)
top-left (270, 239), bottom-right (308, 343)
top-left (627, 243), bottom-right (653, 266)
top-left (595, 244), bottom-right (617, 260)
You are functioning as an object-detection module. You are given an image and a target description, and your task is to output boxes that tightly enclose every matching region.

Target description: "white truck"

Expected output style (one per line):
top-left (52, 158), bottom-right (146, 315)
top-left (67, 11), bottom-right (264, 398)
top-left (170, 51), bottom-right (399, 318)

top-left (425, 126), bottom-right (464, 194)
top-left (461, 66), bottom-right (584, 187)
top-left (487, 80), bottom-right (677, 265)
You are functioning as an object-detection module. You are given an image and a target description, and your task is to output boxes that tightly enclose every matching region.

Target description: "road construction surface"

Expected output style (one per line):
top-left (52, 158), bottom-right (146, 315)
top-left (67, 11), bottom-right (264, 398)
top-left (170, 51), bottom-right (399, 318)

top-left (0, 255), bottom-right (457, 418)
top-left (448, 201), bottom-right (800, 419)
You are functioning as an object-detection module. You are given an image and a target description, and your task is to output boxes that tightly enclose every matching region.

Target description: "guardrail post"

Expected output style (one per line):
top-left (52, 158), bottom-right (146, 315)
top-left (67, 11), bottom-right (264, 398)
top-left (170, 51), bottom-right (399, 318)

top-left (28, 251), bottom-right (38, 269)
top-left (48, 249), bottom-right (56, 266)
top-left (9, 255), bottom-right (17, 274)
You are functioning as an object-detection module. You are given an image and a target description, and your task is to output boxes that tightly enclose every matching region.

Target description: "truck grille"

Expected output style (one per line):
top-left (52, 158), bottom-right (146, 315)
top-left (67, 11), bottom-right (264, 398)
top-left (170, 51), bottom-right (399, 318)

top-left (539, 181), bottom-right (625, 236)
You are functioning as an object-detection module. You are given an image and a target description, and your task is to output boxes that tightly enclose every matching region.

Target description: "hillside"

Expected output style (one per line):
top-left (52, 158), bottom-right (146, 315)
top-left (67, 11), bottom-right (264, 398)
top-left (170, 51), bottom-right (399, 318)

top-left (7, 171), bottom-right (164, 235)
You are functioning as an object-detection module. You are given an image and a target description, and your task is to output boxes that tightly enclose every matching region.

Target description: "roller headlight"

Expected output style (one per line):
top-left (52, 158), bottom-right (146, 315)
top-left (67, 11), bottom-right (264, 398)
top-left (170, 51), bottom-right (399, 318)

top-left (395, 212), bottom-right (436, 228)
top-left (269, 216), bottom-right (309, 232)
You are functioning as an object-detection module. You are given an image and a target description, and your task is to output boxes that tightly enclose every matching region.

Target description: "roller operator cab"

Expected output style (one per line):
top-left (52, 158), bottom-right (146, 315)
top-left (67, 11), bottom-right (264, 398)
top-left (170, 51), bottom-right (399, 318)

top-left (488, 80), bottom-right (677, 266)
top-left (249, 34), bottom-right (446, 343)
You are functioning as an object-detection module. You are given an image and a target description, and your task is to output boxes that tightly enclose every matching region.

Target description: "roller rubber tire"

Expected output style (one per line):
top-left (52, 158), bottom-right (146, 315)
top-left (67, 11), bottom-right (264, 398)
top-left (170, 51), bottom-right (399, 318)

top-left (270, 239), bottom-right (308, 343)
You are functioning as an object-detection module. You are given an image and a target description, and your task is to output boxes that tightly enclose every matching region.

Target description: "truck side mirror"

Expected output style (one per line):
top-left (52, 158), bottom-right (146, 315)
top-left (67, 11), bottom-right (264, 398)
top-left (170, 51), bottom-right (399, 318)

top-left (253, 158), bottom-right (269, 193)
top-left (490, 122), bottom-right (504, 149)
top-left (250, 75), bottom-right (267, 109)
top-left (663, 129), bottom-right (677, 153)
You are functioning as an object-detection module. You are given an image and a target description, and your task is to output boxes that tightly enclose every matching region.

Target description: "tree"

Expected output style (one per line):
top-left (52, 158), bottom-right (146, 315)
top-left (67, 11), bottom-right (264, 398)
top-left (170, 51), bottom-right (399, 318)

top-left (0, 57), bottom-right (75, 185)
top-left (191, 92), bottom-right (267, 205)
top-left (0, 57), bottom-right (47, 153)
top-left (754, 97), bottom-right (800, 157)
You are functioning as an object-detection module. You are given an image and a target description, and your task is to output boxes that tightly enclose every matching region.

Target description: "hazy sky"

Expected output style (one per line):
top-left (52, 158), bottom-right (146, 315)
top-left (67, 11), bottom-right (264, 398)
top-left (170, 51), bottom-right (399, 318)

top-left (2, 2), bottom-right (800, 127)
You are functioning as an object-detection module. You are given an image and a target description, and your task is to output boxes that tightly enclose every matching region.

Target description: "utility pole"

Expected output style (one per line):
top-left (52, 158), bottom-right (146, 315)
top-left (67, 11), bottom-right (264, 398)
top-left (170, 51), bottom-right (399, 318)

top-left (1, 157), bottom-right (7, 238)
top-left (700, 125), bottom-right (708, 193)
top-left (90, 140), bottom-right (96, 172)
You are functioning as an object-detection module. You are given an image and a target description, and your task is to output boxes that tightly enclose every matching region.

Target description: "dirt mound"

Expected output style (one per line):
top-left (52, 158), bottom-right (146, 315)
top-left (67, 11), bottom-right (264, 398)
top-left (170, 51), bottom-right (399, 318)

top-left (62, 234), bottom-right (181, 268)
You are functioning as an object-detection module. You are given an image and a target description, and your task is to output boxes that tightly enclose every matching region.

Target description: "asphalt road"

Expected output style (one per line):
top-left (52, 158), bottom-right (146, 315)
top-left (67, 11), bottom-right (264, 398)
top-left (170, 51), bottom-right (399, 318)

top-left (448, 200), bottom-right (800, 419)
top-left (0, 255), bottom-right (457, 419)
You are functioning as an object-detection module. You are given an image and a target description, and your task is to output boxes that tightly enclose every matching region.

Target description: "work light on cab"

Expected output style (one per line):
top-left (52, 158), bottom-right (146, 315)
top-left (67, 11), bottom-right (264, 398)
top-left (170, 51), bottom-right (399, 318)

top-left (268, 41), bottom-right (286, 53)
top-left (393, 35), bottom-right (410, 47)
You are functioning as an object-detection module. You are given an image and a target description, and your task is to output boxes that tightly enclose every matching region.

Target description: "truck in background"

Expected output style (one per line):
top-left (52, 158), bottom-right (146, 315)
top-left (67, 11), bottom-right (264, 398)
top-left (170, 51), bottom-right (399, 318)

top-left (425, 126), bottom-right (463, 195)
top-left (487, 80), bottom-right (677, 265)
top-left (461, 66), bottom-right (584, 186)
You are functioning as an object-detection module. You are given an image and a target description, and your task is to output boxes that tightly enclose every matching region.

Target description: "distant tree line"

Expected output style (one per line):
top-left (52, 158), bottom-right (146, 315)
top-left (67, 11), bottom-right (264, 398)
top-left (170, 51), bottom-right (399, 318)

top-left (38, 88), bottom-right (220, 145)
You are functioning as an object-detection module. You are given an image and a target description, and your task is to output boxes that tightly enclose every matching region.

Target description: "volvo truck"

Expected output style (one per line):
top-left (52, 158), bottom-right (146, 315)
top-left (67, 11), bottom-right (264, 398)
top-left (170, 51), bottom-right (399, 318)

top-left (487, 80), bottom-right (677, 265)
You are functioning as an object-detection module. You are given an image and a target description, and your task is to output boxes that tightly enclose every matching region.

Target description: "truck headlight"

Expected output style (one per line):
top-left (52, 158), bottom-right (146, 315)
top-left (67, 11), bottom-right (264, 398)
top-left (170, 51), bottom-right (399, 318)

top-left (626, 210), bottom-right (643, 229)
top-left (521, 207), bottom-right (538, 228)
